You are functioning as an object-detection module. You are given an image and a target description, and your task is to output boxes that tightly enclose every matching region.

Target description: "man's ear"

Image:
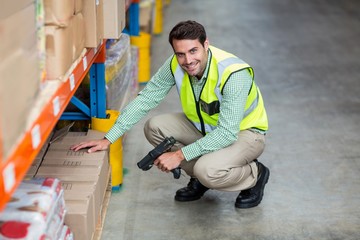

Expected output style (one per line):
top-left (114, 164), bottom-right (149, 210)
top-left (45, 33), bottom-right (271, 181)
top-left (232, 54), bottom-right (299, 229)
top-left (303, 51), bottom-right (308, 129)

top-left (204, 39), bottom-right (209, 51)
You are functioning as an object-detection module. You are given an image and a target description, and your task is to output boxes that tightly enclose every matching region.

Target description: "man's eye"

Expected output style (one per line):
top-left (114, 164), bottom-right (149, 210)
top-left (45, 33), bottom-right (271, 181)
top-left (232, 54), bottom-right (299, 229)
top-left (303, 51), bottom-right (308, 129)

top-left (190, 49), bottom-right (196, 54)
top-left (176, 53), bottom-right (184, 57)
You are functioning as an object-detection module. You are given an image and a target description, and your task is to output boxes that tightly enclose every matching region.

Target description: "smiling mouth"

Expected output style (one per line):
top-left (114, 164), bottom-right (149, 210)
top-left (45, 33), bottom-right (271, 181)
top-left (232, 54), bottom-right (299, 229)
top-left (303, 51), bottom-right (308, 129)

top-left (184, 62), bottom-right (198, 72)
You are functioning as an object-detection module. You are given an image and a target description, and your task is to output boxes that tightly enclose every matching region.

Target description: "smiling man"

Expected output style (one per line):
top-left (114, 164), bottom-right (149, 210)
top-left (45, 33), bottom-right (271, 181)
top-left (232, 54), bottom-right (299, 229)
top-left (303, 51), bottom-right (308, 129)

top-left (71, 20), bottom-right (270, 209)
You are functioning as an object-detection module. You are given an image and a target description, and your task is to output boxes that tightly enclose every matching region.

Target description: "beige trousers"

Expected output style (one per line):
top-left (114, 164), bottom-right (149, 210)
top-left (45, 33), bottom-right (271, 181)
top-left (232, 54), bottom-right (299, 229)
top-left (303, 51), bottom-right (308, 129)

top-left (144, 113), bottom-right (266, 192)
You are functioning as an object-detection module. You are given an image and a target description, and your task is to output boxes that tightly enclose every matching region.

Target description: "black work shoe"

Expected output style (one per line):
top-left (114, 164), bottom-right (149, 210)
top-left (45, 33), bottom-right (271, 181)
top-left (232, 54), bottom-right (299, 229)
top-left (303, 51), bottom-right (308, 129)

top-left (235, 161), bottom-right (270, 208)
top-left (175, 178), bottom-right (209, 202)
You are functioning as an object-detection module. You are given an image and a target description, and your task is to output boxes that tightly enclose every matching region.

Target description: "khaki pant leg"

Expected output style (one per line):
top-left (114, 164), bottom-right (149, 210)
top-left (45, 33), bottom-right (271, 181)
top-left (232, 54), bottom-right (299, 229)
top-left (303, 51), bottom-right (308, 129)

top-left (194, 130), bottom-right (266, 192)
top-left (144, 114), bottom-right (266, 192)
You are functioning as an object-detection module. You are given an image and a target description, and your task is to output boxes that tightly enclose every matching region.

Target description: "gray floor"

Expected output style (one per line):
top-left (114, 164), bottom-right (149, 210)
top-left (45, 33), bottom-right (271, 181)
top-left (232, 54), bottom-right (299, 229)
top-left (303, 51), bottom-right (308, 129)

top-left (102, 1), bottom-right (360, 239)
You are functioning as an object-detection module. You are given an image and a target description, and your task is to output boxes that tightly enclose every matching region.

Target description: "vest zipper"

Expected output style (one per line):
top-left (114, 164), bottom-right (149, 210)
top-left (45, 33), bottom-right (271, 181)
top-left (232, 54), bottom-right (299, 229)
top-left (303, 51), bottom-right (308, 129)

top-left (195, 100), bottom-right (206, 136)
top-left (190, 76), bottom-right (206, 136)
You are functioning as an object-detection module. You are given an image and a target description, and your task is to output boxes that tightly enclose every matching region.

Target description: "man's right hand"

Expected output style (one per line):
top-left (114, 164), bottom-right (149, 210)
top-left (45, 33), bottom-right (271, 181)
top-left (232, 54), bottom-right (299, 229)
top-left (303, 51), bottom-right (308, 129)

top-left (70, 138), bottom-right (111, 153)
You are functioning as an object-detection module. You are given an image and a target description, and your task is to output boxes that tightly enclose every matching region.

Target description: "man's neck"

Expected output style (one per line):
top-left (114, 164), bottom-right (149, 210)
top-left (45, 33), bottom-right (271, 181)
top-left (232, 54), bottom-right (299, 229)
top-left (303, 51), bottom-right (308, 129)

top-left (195, 74), bottom-right (203, 80)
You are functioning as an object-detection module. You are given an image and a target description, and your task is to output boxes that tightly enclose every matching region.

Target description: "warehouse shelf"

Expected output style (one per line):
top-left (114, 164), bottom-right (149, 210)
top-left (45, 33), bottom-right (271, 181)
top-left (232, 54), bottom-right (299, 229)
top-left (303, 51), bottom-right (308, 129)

top-left (128, 2), bottom-right (140, 36)
top-left (0, 41), bottom-right (106, 211)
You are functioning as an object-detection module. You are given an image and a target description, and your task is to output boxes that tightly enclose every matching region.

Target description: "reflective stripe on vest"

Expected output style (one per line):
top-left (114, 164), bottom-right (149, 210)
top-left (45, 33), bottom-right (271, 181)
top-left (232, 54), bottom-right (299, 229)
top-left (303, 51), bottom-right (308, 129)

top-left (244, 88), bottom-right (259, 118)
top-left (216, 57), bottom-right (247, 101)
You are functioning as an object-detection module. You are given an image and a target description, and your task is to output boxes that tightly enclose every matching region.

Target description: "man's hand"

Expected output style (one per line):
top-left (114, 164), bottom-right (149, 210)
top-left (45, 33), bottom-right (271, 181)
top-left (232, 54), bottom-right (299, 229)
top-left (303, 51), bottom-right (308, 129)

top-left (70, 138), bottom-right (111, 153)
top-left (154, 150), bottom-right (184, 173)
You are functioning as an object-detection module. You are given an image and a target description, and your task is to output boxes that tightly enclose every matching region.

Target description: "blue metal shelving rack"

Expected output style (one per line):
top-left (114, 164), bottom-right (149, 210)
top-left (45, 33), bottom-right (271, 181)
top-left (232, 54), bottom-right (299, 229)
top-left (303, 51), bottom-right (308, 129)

top-left (60, 62), bottom-right (107, 120)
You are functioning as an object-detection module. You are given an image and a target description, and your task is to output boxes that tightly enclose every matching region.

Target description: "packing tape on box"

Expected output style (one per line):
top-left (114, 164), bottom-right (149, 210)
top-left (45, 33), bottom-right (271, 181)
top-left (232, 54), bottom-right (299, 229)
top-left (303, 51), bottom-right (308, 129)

top-left (91, 110), bottom-right (123, 187)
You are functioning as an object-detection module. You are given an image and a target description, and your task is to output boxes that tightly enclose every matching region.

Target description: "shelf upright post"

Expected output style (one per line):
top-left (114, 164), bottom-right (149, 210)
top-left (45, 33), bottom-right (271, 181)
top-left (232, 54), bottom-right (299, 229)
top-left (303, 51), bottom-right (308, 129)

top-left (61, 42), bottom-right (107, 120)
top-left (89, 64), bottom-right (106, 119)
top-left (91, 42), bottom-right (107, 119)
top-left (128, 2), bottom-right (140, 36)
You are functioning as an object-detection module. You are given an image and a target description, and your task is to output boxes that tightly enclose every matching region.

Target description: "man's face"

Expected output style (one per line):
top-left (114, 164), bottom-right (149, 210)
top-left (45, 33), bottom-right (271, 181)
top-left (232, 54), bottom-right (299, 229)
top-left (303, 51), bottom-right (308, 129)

top-left (172, 38), bottom-right (209, 79)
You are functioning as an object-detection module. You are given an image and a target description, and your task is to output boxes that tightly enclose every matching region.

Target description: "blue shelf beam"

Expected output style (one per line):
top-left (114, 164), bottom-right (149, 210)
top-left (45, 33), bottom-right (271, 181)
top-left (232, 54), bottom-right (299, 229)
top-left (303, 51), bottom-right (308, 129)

top-left (60, 62), bottom-right (106, 120)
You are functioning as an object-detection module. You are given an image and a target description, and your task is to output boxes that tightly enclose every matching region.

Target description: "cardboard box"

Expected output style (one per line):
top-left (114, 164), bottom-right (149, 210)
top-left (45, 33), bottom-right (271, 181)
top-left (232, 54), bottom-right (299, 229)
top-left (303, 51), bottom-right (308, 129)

top-left (103, 0), bottom-right (126, 39)
top-left (35, 169), bottom-right (106, 226)
top-left (62, 181), bottom-right (101, 227)
top-left (41, 155), bottom-right (109, 195)
top-left (44, 148), bottom-right (108, 161)
top-left (42, 157), bottom-right (106, 166)
top-left (0, 49), bottom-right (39, 158)
top-left (45, 23), bottom-right (74, 80)
top-left (0, 0), bottom-right (34, 20)
top-left (49, 123), bottom-right (83, 143)
top-left (0, 4), bottom-right (37, 64)
top-left (83, 0), bottom-right (104, 47)
top-left (36, 167), bottom-right (110, 236)
top-left (65, 194), bottom-right (95, 240)
top-left (63, 132), bottom-right (87, 137)
top-left (48, 140), bottom-right (84, 151)
top-left (0, 4), bottom-right (39, 158)
top-left (72, 13), bottom-right (86, 61)
top-left (35, 171), bottom-right (103, 209)
top-left (34, 136), bottom-right (51, 160)
top-left (42, 150), bottom-right (109, 195)
top-left (74, 0), bottom-right (83, 14)
top-left (37, 127), bottom-right (110, 231)
top-left (32, 157), bottom-right (44, 168)
top-left (139, 0), bottom-right (154, 33)
top-left (48, 129), bottom-right (106, 150)
top-left (24, 165), bottom-right (39, 179)
top-left (36, 165), bottom-right (101, 177)
top-left (38, 149), bottom-right (109, 200)
top-left (50, 128), bottom-right (105, 143)
top-left (44, 0), bottom-right (74, 26)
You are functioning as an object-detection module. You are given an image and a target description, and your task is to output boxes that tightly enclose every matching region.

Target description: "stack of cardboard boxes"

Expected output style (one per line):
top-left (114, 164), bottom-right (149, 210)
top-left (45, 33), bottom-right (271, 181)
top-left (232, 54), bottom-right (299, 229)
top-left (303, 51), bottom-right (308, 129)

top-left (44, 0), bottom-right (126, 81)
top-left (103, 0), bottom-right (126, 40)
top-left (44, 0), bottom-right (85, 80)
top-left (1, 0), bottom-right (128, 238)
top-left (0, 1), bottom-right (40, 160)
top-left (35, 129), bottom-right (110, 240)
top-left (0, 0), bottom-right (126, 160)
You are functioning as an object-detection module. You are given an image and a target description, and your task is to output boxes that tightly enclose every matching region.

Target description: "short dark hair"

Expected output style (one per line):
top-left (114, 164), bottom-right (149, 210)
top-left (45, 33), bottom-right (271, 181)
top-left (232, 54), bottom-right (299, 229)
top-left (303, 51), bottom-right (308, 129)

top-left (168, 20), bottom-right (207, 47)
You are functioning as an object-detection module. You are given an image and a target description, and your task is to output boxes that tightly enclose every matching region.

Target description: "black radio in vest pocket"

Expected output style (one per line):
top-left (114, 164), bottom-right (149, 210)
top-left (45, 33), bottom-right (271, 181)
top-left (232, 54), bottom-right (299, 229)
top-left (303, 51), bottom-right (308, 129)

top-left (200, 99), bottom-right (220, 116)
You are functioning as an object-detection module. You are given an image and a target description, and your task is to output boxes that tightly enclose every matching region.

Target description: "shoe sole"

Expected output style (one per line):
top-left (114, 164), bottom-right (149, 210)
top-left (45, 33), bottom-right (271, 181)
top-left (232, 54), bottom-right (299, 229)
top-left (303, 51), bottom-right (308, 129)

top-left (174, 194), bottom-right (205, 202)
top-left (235, 166), bottom-right (270, 209)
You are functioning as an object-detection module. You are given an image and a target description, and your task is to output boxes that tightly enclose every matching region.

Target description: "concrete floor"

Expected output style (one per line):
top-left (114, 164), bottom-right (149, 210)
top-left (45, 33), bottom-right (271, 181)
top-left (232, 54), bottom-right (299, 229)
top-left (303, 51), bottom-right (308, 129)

top-left (102, 1), bottom-right (360, 239)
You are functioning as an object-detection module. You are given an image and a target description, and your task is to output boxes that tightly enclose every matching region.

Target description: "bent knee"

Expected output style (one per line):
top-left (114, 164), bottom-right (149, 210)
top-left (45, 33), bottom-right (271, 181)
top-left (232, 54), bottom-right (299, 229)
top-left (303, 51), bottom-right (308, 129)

top-left (144, 116), bottom-right (166, 145)
top-left (144, 115), bottom-right (162, 132)
top-left (194, 165), bottom-right (227, 189)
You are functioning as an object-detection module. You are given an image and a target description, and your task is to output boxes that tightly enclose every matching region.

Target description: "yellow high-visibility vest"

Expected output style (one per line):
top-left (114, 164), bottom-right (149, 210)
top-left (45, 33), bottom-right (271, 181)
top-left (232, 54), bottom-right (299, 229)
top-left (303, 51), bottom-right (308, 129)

top-left (171, 46), bottom-right (268, 135)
